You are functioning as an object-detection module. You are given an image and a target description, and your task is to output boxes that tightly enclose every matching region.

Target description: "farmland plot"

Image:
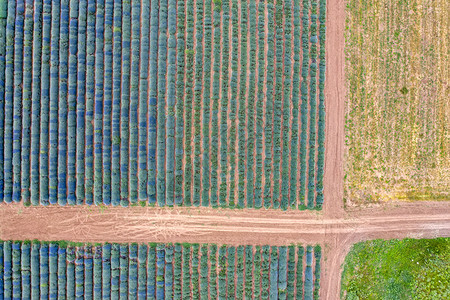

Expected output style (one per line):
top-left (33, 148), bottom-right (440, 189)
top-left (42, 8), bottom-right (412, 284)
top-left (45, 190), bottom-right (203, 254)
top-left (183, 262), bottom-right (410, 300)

top-left (0, 241), bottom-right (322, 299)
top-left (345, 0), bottom-right (449, 204)
top-left (0, 0), bottom-right (326, 209)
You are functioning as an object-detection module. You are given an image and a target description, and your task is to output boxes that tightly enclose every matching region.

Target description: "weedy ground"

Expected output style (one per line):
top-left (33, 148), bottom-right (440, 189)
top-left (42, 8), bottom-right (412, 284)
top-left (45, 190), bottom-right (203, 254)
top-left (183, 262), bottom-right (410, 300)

top-left (344, 0), bottom-right (449, 205)
top-left (340, 238), bottom-right (450, 299)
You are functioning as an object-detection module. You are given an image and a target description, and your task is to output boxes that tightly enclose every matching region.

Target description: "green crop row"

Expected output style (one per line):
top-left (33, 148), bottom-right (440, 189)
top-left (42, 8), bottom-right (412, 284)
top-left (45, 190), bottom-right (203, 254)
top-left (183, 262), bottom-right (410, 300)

top-left (156, 0), bottom-right (167, 206)
top-left (174, 0), bottom-right (185, 206)
top-left (192, 0), bottom-right (204, 206)
top-left (246, 0), bottom-right (257, 208)
top-left (209, 0), bottom-right (221, 208)
top-left (165, 0), bottom-right (176, 206)
top-left (316, 0), bottom-right (326, 209)
top-left (237, 0), bottom-right (248, 208)
top-left (201, 0), bottom-right (213, 207)
top-left (254, 0), bottom-right (265, 209)
top-left (183, 0), bottom-right (194, 207)
top-left (263, 0), bottom-right (275, 209)
top-left (218, 0), bottom-right (230, 207)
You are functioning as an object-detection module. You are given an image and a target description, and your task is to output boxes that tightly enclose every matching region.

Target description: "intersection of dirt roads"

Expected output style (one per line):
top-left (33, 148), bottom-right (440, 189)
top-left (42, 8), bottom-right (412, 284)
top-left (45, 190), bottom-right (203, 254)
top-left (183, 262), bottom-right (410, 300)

top-left (0, 0), bottom-right (449, 299)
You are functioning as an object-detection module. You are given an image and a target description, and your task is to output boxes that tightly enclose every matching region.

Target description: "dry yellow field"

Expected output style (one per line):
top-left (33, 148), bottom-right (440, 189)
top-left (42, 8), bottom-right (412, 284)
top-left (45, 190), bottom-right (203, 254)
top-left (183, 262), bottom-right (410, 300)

top-left (344, 0), bottom-right (449, 204)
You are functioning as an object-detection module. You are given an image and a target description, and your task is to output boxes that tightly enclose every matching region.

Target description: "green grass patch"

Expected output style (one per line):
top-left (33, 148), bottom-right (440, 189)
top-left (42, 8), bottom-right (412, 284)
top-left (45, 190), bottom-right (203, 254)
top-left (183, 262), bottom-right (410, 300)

top-left (341, 238), bottom-right (450, 299)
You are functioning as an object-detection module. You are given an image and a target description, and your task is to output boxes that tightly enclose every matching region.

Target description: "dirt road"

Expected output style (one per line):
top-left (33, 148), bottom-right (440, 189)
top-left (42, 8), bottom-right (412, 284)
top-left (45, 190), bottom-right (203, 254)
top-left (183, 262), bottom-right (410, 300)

top-left (1, 201), bottom-right (449, 299)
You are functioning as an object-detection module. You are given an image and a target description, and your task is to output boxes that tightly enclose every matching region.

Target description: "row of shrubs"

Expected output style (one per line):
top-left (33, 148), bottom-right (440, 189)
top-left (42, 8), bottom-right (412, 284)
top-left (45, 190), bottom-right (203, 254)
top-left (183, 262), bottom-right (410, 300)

top-left (316, 0), bottom-right (327, 209)
top-left (218, 0), bottom-right (230, 206)
top-left (192, 0), bottom-right (204, 206)
top-left (245, 0), bottom-right (257, 208)
top-left (263, 0), bottom-right (275, 209)
top-left (237, 0), bottom-right (248, 208)
top-left (254, 0), bottom-right (266, 208)
top-left (0, 241), bottom-right (322, 299)
top-left (0, 0), bottom-right (325, 209)
top-left (208, 1), bottom-right (221, 208)
top-left (201, 0), bottom-right (213, 207)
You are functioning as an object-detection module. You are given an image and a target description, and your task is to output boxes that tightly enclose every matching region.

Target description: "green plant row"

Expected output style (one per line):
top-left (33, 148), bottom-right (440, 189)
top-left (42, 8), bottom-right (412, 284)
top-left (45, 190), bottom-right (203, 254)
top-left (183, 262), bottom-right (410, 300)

top-left (272, 0), bottom-right (283, 210)
top-left (192, 0), bottom-right (204, 206)
top-left (315, 0), bottom-right (326, 209)
top-left (40, 1), bottom-right (51, 205)
top-left (138, 1), bottom-right (150, 202)
top-left (246, 0), bottom-right (257, 208)
top-left (3, 0), bottom-right (16, 203)
top-left (156, 0), bottom-right (167, 206)
top-left (218, 0), bottom-right (230, 207)
top-left (237, 0), bottom-right (248, 208)
top-left (165, 0), bottom-right (177, 206)
top-left (209, 0), bottom-right (221, 208)
top-left (85, 0), bottom-right (96, 205)
top-left (263, 0), bottom-right (275, 209)
top-left (153, 0), bottom-right (165, 205)
top-left (12, 1), bottom-right (24, 204)
top-left (147, 0), bottom-right (158, 204)
top-left (21, 0), bottom-right (33, 204)
top-left (298, 0), bottom-right (310, 209)
top-left (307, 0), bottom-right (318, 209)
top-left (183, 0), bottom-right (194, 207)
top-left (0, 0), bottom-right (7, 202)
top-left (227, 0), bottom-right (239, 208)
top-left (129, 0), bottom-right (141, 205)
top-left (290, 0), bottom-right (302, 209)
top-left (174, 0), bottom-right (185, 206)
top-left (201, 0), bottom-right (213, 207)
top-left (120, 0), bottom-right (131, 206)
top-left (254, 0), bottom-right (265, 209)
top-left (111, 0), bottom-right (122, 206)
top-left (2, 241), bottom-right (321, 298)
top-left (281, 0), bottom-right (293, 210)
top-left (93, 0), bottom-right (104, 206)
top-left (76, 0), bottom-right (87, 205)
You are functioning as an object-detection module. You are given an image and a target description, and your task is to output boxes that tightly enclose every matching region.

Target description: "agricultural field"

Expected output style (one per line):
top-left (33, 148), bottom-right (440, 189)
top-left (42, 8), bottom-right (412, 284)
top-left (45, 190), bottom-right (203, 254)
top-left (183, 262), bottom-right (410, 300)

top-left (0, 241), bottom-right (322, 299)
top-left (0, 0), bottom-right (448, 299)
top-left (341, 238), bottom-right (450, 299)
top-left (0, 0), bottom-right (326, 210)
top-left (344, 0), bottom-right (449, 204)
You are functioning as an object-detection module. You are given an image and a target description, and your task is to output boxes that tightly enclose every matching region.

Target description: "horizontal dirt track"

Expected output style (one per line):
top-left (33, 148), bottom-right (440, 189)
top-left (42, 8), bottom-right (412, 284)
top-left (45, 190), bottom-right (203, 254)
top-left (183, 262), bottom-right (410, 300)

top-left (1, 202), bottom-right (448, 245)
top-left (1, 201), bottom-right (449, 299)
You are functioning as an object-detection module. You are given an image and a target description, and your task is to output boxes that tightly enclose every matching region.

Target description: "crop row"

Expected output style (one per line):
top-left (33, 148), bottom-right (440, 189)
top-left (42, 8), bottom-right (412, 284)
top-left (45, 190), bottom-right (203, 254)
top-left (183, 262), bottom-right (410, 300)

top-left (0, 241), bottom-right (322, 299)
top-left (0, 0), bottom-right (326, 209)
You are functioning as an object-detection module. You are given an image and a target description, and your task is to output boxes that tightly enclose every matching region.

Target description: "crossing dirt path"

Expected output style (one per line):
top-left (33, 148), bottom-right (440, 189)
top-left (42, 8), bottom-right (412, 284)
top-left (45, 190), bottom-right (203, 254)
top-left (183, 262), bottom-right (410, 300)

top-left (1, 201), bottom-right (449, 299)
top-left (1, 0), bottom-right (449, 299)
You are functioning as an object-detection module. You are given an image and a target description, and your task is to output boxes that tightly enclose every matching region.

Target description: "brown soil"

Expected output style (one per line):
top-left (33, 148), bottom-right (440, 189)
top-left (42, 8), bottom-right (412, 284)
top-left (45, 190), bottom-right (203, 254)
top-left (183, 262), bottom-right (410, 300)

top-left (1, 201), bottom-right (449, 298)
top-left (323, 0), bottom-right (345, 219)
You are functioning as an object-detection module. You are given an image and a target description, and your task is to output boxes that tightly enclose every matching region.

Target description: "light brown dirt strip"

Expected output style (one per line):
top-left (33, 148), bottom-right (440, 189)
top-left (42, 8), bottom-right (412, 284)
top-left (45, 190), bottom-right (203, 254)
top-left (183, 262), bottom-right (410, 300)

top-left (2, 201), bottom-right (449, 299)
top-left (1, 202), bottom-right (448, 242)
top-left (323, 0), bottom-right (345, 218)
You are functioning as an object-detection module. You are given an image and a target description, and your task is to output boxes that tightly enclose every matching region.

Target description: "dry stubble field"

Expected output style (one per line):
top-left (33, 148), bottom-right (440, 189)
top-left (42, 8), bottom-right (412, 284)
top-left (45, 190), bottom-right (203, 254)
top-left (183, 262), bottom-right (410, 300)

top-left (344, 0), bottom-right (449, 205)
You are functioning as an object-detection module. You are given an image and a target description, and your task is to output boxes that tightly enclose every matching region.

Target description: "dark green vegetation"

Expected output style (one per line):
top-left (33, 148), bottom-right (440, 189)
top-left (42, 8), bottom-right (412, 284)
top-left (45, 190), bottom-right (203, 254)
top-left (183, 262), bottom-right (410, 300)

top-left (0, 240), bottom-right (322, 299)
top-left (0, 0), bottom-right (326, 210)
top-left (341, 238), bottom-right (450, 299)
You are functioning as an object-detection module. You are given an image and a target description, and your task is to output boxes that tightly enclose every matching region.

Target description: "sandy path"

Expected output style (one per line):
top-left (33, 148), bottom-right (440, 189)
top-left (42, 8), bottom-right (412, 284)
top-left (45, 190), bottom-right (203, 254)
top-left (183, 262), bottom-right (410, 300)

top-left (1, 201), bottom-right (449, 299)
top-left (323, 0), bottom-right (346, 218)
top-left (1, 202), bottom-right (448, 243)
